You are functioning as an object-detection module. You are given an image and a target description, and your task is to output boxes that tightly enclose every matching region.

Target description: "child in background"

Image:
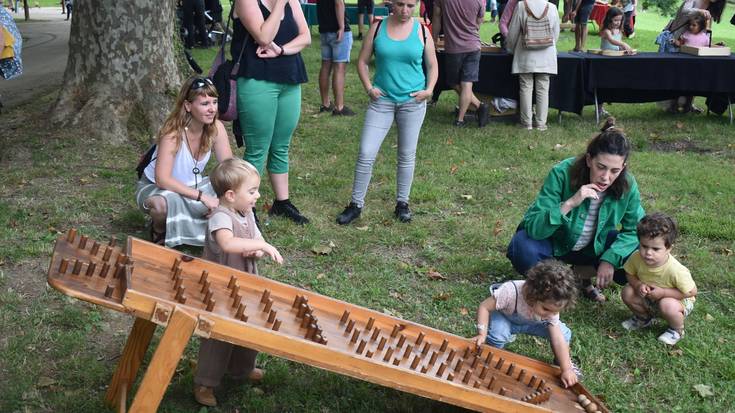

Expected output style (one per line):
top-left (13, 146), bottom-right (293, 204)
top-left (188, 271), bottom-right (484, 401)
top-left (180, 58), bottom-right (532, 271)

top-left (193, 158), bottom-right (284, 407)
top-left (673, 14), bottom-right (710, 47)
top-left (621, 0), bottom-right (636, 38)
top-left (621, 213), bottom-right (697, 346)
top-left (472, 260), bottom-right (580, 388)
top-left (597, 7), bottom-right (632, 117)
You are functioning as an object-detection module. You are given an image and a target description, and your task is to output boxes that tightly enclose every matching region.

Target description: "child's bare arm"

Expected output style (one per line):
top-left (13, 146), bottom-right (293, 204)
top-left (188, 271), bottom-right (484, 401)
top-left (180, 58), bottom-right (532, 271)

top-left (214, 229), bottom-right (283, 264)
top-left (472, 296), bottom-right (496, 346)
top-left (603, 30), bottom-right (632, 50)
top-left (548, 324), bottom-right (577, 388)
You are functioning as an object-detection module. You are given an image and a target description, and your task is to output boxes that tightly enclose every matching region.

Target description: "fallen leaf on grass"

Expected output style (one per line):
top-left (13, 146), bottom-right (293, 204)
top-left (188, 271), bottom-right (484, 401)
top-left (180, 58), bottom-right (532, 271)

top-left (37, 377), bottom-right (56, 388)
top-left (450, 164), bottom-right (459, 174)
top-left (427, 269), bottom-right (447, 281)
top-left (433, 292), bottom-right (451, 301)
top-left (79, 178), bottom-right (90, 185)
top-left (492, 220), bottom-right (503, 237)
top-left (704, 313), bottom-right (715, 321)
top-left (389, 291), bottom-right (403, 300)
top-left (459, 307), bottom-right (469, 316)
top-left (311, 245), bottom-right (333, 255)
top-left (446, 138), bottom-right (454, 145)
top-left (675, 121), bottom-right (684, 129)
top-left (693, 384), bottom-right (713, 398)
top-left (316, 273), bottom-right (326, 280)
top-left (718, 337), bottom-right (727, 344)
top-left (461, 194), bottom-right (473, 200)
top-left (553, 143), bottom-right (566, 151)
top-left (355, 225), bottom-right (369, 231)
top-left (722, 248), bottom-right (733, 256)
top-left (606, 333), bottom-right (620, 340)
top-left (532, 337), bottom-right (545, 347)
top-left (669, 349), bottom-right (684, 357)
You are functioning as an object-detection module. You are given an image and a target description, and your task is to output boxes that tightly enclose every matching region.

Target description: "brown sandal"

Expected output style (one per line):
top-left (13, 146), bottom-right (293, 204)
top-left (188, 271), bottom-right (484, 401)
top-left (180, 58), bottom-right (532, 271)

top-left (583, 286), bottom-right (606, 303)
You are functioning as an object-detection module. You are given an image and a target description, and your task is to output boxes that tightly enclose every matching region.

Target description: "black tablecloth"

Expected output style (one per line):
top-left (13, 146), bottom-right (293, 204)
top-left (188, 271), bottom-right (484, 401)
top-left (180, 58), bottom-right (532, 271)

top-left (580, 51), bottom-right (735, 104)
top-left (435, 52), bottom-right (587, 115)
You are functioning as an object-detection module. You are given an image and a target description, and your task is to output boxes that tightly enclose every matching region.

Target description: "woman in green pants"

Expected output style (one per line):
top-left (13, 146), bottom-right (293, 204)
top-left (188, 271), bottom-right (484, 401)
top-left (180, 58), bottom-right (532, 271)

top-left (233, 0), bottom-right (311, 224)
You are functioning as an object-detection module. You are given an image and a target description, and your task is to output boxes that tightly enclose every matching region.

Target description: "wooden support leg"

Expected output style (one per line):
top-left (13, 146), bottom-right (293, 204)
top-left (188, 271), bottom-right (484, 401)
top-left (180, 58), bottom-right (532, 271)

top-left (128, 308), bottom-right (197, 413)
top-left (105, 317), bottom-right (157, 410)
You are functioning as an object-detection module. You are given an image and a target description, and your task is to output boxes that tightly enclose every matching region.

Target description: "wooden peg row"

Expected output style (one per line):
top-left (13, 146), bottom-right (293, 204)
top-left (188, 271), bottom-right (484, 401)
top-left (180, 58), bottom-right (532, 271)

top-left (300, 313), bottom-right (313, 329)
top-left (365, 317), bottom-right (375, 332)
top-left (178, 294), bottom-right (187, 305)
top-left (58, 258), bottom-right (69, 274)
top-left (173, 276), bottom-right (183, 291)
top-left (485, 351), bottom-right (494, 365)
top-left (462, 347), bottom-right (471, 359)
top-left (66, 228), bottom-right (77, 243)
top-left (297, 303), bottom-right (308, 318)
top-left (115, 254), bottom-right (126, 267)
top-left (240, 313), bottom-right (248, 323)
top-left (171, 267), bottom-right (182, 281)
top-left (470, 356), bottom-right (480, 369)
top-left (537, 379), bottom-right (546, 391)
top-left (339, 309), bottom-right (350, 324)
top-left (453, 358), bottom-right (463, 372)
top-left (104, 285), bottom-right (115, 298)
top-left (175, 286), bottom-right (186, 302)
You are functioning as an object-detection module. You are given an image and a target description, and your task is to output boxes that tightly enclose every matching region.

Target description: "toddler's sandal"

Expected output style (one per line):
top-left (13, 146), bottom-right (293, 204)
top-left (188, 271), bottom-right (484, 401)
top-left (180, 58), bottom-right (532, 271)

top-left (583, 286), bottom-right (606, 303)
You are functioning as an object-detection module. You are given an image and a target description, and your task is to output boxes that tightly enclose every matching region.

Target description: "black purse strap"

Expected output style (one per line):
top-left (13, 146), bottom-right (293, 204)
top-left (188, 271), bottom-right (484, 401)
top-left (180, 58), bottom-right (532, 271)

top-left (222, 0), bottom-right (249, 77)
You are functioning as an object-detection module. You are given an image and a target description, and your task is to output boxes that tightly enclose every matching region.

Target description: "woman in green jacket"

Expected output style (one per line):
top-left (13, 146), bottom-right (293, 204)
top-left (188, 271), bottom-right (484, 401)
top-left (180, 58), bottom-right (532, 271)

top-left (506, 118), bottom-right (645, 301)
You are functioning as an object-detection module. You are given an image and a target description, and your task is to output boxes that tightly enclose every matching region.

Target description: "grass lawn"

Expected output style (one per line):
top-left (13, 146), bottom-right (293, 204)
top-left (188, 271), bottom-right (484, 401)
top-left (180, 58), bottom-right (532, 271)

top-left (1, 5), bottom-right (735, 413)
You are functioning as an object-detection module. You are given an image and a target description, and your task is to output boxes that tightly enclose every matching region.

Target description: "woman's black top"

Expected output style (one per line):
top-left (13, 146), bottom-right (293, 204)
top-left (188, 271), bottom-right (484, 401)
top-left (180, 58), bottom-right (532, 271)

top-left (231, 0), bottom-right (308, 84)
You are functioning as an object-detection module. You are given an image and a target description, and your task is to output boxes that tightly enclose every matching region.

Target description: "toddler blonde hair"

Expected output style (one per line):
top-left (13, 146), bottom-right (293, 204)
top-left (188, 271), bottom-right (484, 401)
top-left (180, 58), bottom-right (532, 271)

top-left (210, 158), bottom-right (260, 198)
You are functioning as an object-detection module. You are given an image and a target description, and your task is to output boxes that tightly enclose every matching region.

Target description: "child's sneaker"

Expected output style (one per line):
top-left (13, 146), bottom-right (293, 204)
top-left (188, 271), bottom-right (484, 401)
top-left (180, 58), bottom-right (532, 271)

top-left (658, 328), bottom-right (683, 345)
top-left (621, 315), bottom-right (654, 331)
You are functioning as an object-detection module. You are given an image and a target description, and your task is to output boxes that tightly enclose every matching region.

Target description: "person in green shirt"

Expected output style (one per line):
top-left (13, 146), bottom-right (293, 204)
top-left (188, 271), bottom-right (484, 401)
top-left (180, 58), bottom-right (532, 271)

top-left (506, 118), bottom-right (645, 302)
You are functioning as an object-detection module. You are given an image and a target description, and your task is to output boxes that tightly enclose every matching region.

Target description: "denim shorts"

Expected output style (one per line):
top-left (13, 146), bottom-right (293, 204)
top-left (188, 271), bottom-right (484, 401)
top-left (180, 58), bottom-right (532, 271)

top-left (444, 50), bottom-right (481, 86)
top-left (320, 31), bottom-right (354, 63)
top-left (574, 1), bottom-right (595, 24)
top-left (357, 0), bottom-right (374, 14)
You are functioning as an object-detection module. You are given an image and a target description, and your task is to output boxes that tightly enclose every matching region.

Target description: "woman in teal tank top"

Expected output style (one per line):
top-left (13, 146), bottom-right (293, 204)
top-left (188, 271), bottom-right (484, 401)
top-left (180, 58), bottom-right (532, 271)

top-left (335, 0), bottom-right (438, 225)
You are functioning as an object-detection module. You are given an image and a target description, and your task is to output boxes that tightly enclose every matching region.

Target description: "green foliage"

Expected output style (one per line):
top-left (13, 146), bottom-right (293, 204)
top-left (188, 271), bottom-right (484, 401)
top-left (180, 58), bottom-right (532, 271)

top-left (642, 0), bottom-right (682, 16)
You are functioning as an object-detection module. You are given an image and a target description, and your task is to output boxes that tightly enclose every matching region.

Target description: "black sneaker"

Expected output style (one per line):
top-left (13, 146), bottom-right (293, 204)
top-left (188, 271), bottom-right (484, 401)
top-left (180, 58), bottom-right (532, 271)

top-left (336, 202), bottom-right (362, 225)
top-left (333, 106), bottom-right (356, 116)
top-left (453, 120), bottom-right (467, 128)
top-left (394, 201), bottom-right (412, 223)
top-left (319, 104), bottom-right (333, 113)
top-left (269, 199), bottom-right (310, 225)
top-left (477, 102), bottom-right (490, 127)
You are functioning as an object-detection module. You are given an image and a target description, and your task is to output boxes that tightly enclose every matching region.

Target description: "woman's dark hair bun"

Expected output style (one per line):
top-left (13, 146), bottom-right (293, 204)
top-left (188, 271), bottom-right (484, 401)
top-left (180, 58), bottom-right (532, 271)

top-left (600, 116), bottom-right (616, 132)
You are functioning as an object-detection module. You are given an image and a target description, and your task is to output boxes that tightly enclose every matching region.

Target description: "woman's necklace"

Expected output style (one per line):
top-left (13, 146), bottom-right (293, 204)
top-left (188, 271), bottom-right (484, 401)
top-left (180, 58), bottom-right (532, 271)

top-left (183, 127), bottom-right (203, 187)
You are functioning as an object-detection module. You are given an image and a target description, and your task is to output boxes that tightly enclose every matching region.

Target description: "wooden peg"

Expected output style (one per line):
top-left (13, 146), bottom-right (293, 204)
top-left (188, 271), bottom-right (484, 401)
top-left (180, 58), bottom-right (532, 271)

top-left (171, 257), bottom-right (181, 271)
top-left (506, 363), bottom-right (515, 376)
top-left (421, 365), bottom-right (429, 374)
top-left (235, 303), bottom-right (246, 320)
top-left (175, 286), bottom-right (185, 302)
top-left (350, 329), bottom-right (361, 344)
top-left (58, 258), bottom-right (69, 274)
top-left (72, 259), bottom-right (82, 275)
top-left (240, 313), bottom-right (248, 323)
top-left (415, 332), bottom-right (425, 346)
top-left (473, 381), bottom-right (481, 389)
top-left (99, 262), bottom-right (110, 278)
top-left (205, 298), bottom-right (215, 312)
top-left (392, 358), bottom-right (401, 366)
top-left (267, 309), bottom-right (277, 323)
top-left (85, 262), bottom-right (96, 277)
top-left (410, 355), bottom-right (420, 370)
top-left (339, 309), bottom-right (350, 324)
top-left (453, 358), bottom-right (463, 372)
top-left (90, 241), bottom-right (100, 256)
top-left (263, 299), bottom-right (273, 314)
top-left (499, 387), bottom-right (509, 396)
top-left (440, 339), bottom-right (449, 352)
top-left (272, 320), bottom-right (281, 331)
top-left (383, 348), bottom-right (394, 362)
top-left (297, 303), bottom-right (308, 318)
top-left (436, 363), bottom-right (447, 377)
top-left (377, 337), bottom-right (387, 351)
top-left (78, 235), bottom-right (88, 250)
top-left (446, 349), bottom-right (456, 364)
top-left (108, 236), bottom-right (116, 247)
top-left (292, 295), bottom-right (304, 309)
top-left (346, 319), bottom-right (356, 333)
top-left (370, 327), bottom-right (381, 341)
top-left (112, 263), bottom-right (122, 279)
top-left (365, 317), bottom-right (375, 331)
top-left (487, 376), bottom-right (496, 391)
top-left (204, 289), bottom-right (213, 304)
top-left (495, 358), bottom-right (505, 370)
top-left (300, 313), bottom-right (313, 328)
top-left (479, 365), bottom-right (488, 380)
top-left (421, 342), bottom-right (430, 355)
top-left (485, 351), bottom-right (494, 365)
top-left (518, 369), bottom-right (526, 383)
top-left (462, 347), bottom-right (471, 359)
top-left (446, 373), bottom-right (454, 382)
top-left (470, 356), bottom-right (480, 369)
top-left (227, 275), bottom-right (237, 289)
top-left (173, 276), bottom-right (183, 291)
top-left (201, 280), bottom-right (210, 294)
top-left (230, 283), bottom-right (240, 298)
top-left (365, 350), bottom-right (374, 359)
top-left (232, 294), bottom-right (242, 309)
top-left (357, 340), bottom-right (367, 354)
top-left (528, 375), bottom-right (538, 388)
top-left (102, 246), bottom-right (112, 262)
top-left (178, 295), bottom-right (187, 304)
top-left (403, 345), bottom-right (413, 358)
top-left (537, 379), bottom-right (546, 391)
top-left (260, 289), bottom-right (271, 303)
top-left (397, 335), bottom-right (406, 348)
top-left (462, 370), bottom-right (472, 384)
top-left (115, 254), bottom-right (126, 267)
top-left (66, 228), bottom-right (77, 243)
top-left (429, 351), bottom-right (439, 365)
top-left (390, 324), bottom-right (400, 338)
top-left (198, 270), bottom-right (208, 284)
top-left (104, 285), bottom-right (115, 298)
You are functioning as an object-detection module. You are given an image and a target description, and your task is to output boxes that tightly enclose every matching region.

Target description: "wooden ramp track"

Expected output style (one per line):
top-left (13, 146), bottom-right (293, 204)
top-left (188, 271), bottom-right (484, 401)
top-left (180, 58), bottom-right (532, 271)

top-left (47, 230), bottom-right (609, 413)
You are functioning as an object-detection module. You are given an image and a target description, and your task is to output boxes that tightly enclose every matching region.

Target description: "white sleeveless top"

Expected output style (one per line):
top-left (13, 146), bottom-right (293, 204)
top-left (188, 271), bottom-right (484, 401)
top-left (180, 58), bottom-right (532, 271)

top-left (143, 137), bottom-right (212, 187)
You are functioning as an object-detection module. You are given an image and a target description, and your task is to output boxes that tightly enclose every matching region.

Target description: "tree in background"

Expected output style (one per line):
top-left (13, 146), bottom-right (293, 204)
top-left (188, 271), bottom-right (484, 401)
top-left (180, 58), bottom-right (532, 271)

top-left (50, 0), bottom-right (183, 143)
top-left (642, 0), bottom-right (683, 15)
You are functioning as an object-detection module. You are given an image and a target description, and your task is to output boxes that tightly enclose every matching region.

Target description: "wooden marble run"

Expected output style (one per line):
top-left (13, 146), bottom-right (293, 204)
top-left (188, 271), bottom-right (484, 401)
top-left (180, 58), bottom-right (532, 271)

top-left (47, 230), bottom-right (609, 413)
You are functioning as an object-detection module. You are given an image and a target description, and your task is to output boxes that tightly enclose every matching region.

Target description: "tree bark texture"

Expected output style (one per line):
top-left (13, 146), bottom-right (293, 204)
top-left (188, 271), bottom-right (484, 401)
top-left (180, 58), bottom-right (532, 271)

top-left (51, 0), bottom-right (182, 144)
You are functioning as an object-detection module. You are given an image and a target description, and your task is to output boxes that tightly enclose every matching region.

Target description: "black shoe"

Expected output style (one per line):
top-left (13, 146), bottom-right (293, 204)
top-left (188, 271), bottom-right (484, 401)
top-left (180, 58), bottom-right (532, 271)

top-left (477, 102), bottom-right (490, 127)
top-left (269, 199), bottom-right (310, 225)
top-left (357, 33), bottom-right (363, 41)
top-left (394, 201), bottom-right (412, 223)
top-left (319, 104), bottom-right (333, 113)
top-left (333, 106), bottom-right (356, 116)
top-left (453, 120), bottom-right (467, 128)
top-left (336, 202), bottom-right (362, 225)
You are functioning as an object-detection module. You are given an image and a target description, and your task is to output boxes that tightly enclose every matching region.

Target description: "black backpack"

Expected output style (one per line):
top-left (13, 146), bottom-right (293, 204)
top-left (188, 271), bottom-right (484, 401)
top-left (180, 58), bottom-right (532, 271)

top-left (135, 144), bottom-right (157, 179)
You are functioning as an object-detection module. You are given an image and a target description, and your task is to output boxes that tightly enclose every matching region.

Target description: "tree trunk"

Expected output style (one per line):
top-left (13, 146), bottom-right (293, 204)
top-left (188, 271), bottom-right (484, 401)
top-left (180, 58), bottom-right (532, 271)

top-left (50, 0), bottom-right (182, 144)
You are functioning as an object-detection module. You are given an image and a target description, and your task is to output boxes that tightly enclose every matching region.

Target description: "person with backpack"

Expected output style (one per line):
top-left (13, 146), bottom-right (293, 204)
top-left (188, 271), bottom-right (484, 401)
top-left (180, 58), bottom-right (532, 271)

top-left (505, 0), bottom-right (559, 131)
